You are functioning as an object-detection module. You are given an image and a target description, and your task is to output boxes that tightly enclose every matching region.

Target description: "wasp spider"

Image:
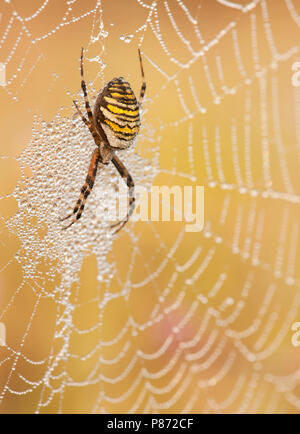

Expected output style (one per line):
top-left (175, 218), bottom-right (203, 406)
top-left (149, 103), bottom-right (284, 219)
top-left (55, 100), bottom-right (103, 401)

top-left (61, 48), bottom-right (146, 233)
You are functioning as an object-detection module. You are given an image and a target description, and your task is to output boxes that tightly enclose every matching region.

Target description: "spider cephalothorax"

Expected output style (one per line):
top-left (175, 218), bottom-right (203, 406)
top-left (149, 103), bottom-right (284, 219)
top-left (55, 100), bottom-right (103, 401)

top-left (61, 48), bottom-right (146, 233)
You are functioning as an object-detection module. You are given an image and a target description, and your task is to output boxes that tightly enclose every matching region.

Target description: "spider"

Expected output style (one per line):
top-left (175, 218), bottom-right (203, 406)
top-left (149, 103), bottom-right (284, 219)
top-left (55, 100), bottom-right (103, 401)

top-left (61, 47), bottom-right (146, 233)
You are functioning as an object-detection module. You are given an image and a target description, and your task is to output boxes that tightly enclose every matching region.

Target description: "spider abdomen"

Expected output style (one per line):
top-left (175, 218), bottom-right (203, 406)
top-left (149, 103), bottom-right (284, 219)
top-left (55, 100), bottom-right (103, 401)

top-left (94, 77), bottom-right (141, 150)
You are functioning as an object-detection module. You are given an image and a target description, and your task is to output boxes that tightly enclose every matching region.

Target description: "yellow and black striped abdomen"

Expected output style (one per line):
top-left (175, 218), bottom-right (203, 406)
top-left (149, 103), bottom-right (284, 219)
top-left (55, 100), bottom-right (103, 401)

top-left (93, 77), bottom-right (140, 150)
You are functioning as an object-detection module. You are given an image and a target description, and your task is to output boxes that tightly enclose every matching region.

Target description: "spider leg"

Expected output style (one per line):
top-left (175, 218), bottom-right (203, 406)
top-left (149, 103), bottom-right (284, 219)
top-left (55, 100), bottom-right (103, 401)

top-left (110, 155), bottom-right (135, 234)
top-left (80, 47), bottom-right (96, 131)
top-left (138, 48), bottom-right (146, 106)
top-left (61, 147), bottom-right (102, 229)
top-left (73, 100), bottom-right (99, 142)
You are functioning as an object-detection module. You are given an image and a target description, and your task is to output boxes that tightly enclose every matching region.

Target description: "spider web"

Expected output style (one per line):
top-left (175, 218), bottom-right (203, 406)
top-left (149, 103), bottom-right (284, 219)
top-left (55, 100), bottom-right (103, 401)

top-left (0, 0), bottom-right (300, 414)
